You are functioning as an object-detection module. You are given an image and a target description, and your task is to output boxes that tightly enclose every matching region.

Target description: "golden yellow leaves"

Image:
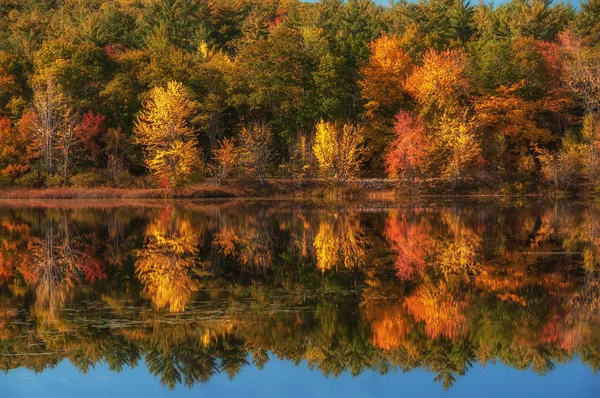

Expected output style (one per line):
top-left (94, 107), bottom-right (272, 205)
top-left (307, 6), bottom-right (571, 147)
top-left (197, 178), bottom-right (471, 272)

top-left (135, 209), bottom-right (200, 312)
top-left (405, 49), bottom-right (469, 119)
top-left (134, 81), bottom-right (201, 187)
top-left (314, 213), bottom-right (366, 272)
top-left (313, 120), bottom-right (364, 180)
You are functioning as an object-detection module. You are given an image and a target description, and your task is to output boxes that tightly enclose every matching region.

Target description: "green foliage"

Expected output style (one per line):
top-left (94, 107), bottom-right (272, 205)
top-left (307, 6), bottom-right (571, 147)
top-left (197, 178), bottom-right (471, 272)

top-left (71, 171), bottom-right (105, 188)
top-left (0, 0), bottom-right (597, 192)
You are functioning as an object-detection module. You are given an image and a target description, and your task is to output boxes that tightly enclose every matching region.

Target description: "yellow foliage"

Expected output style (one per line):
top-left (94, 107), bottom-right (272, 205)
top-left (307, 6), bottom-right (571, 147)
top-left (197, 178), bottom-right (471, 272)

top-left (313, 213), bottom-right (366, 272)
top-left (212, 137), bottom-right (239, 181)
top-left (435, 115), bottom-right (481, 183)
top-left (313, 120), bottom-right (364, 180)
top-left (405, 49), bottom-right (469, 119)
top-left (135, 209), bottom-right (200, 312)
top-left (134, 81), bottom-right (200, 187)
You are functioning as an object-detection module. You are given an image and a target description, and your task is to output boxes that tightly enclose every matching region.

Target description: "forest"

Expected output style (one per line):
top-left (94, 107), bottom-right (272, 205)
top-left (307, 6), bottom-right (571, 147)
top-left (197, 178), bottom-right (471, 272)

top-left (0, 0), bottom-right (600, 193)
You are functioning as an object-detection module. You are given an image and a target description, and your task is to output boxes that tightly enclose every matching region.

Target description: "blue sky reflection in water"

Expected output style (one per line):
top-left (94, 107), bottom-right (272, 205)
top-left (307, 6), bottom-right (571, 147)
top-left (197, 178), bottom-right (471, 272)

top-left (1, 357), bottom-right (598, 398)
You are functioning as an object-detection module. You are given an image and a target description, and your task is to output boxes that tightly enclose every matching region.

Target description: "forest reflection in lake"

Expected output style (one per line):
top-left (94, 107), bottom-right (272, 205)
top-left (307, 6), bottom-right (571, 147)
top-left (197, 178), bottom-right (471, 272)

top-left (0, 200), bottom-right (599, 392)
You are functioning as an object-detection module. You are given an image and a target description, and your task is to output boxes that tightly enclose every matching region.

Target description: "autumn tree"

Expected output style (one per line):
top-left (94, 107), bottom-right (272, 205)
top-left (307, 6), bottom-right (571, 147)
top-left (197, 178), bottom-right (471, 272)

top-left (581, 114), bottom-right (600, 186)
top-left (30, 81), bottom-right (63, 177)
top-left (360, 35), bottom-right (412, 172)
top-left (134, 81), bottom-right (201, 188)
top-left (435, 115), bottom-right (481, 187)
top-left (0, 116), bottom-right (30, 185)
top-left (238, 121), bottom-right (273, 185)
top-left (313, 120), bottom-right (365, 180)
top-left (57, 104), bottom-right (82, 182)
top-left (360, 35), bottom-right (412, 123)
top-left (75, 111), bottom-right (107, 167)
top-left (559, 32), bottom-right (600, 115)
top-left (385, 111), bottom-right (428, 180)
top-left (212, 137), bottom-right (239, 183)
top-left (405, 49), bottom-right (470, 120)
top-left (535, 138), bottom-right (585, 192)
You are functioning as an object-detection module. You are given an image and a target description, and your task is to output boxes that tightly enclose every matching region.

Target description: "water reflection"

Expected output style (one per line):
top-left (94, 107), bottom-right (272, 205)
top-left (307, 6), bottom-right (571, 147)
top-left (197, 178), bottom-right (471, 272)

top-left (0, 201), bottom-right (599, 390)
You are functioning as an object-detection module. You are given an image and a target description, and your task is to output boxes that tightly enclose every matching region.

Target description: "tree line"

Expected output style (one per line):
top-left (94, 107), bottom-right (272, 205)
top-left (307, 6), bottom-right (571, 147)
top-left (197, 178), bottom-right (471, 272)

top-left (0, 0), bottom-right (599, 192)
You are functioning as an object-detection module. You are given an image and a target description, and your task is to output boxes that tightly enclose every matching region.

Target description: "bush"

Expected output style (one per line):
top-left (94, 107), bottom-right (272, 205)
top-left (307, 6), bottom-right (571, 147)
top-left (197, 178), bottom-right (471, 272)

top-left (45, 174), bottom-right (65, 188)
top-left (71, 171), bottom-right (105, 188)
top-left (14, 172), bottom-right (40, 188)
top-left (112, 171), bottom-right (137, 188)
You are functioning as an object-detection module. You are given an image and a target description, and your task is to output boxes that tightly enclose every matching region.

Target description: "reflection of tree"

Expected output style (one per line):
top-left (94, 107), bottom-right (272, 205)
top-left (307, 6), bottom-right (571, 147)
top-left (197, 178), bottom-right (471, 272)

top-left (213, 209), bottom-right (273, 274)
top-left (314, 212), bottom-right (367, 272)
top-left (135, 208), bottom-right (200, 312)
top-left (405, 279), bottom-right (470, 340)
top-left (2, 203), bottom-right (600, 391)
top-left (27, 218), bottom-right (83, 322)
top-left (385, 210), bottom-right (431, 280)
top-left (0, 220), bottom-right (30, 281)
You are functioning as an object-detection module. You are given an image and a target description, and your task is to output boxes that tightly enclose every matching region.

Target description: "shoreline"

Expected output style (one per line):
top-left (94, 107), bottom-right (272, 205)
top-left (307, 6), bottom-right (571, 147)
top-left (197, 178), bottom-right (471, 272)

top-left (0, 178), bottom-right (571, 201)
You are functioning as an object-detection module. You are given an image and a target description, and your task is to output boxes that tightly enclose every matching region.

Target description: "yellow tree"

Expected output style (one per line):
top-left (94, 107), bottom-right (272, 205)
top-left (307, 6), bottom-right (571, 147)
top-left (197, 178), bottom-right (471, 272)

top-left (435, 115), bottom-right (482, 187)
top-left (405, 49), bottom-right (469, 121)
top-left (211, 137), bottom-right (239, 184)
top-left (313, 120), bottom-right (364, 180)
top-left (134, 81), bottom-right (200, 188)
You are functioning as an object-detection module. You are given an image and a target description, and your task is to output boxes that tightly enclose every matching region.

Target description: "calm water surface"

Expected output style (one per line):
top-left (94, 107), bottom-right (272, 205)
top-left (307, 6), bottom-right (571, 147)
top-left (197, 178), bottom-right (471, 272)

top-left (0, 199), bottom-right (599, 397)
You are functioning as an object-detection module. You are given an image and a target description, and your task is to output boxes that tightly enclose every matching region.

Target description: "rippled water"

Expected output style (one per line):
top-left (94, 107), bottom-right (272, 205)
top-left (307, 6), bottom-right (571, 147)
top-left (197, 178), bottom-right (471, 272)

top-left (0, 199), bottom-right (599, 396)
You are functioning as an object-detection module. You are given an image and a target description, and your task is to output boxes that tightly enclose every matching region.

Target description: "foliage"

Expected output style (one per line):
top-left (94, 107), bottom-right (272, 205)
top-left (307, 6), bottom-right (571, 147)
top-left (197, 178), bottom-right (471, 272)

top-left (134, 81), bottom-right (201, 187)
top-left (211, 137), bottom-right (239, 183)
top-left (1, 203), bottom-right (600, 389)
top-left (238, 121), bottom-right (273, 184)
top-left (313, 120), bottom-right (364, 181)
top-left (385, 111), bottom-right (428, 180)
top-left (534, 137), bottom-right (585, 192)
top-left (0, 0), bottom-right (597, 191)
top-left (405, 49), bottom-right (469, 120)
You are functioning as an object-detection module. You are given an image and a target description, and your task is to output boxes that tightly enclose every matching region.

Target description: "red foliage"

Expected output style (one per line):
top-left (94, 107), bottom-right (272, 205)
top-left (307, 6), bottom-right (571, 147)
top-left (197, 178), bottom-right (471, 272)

top-left (75, 111), bottom-right (107, 164)
top-left (78, 247), bottom-right (107, 284)
top-left (384, 212), bottom-right (431, 280)
top-left (385, 111), bottom-right (428, 178)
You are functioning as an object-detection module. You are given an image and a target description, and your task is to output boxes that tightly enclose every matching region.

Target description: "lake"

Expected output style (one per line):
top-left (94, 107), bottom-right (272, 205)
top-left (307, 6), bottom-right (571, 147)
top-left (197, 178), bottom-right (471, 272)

top-left (0, 199), bottom-right (599, 397)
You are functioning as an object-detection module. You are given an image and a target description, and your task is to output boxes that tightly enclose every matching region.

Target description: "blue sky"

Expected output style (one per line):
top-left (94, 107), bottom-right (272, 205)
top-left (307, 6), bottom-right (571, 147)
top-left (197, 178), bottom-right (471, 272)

top-left (1, 357), bottom-right (598, 398)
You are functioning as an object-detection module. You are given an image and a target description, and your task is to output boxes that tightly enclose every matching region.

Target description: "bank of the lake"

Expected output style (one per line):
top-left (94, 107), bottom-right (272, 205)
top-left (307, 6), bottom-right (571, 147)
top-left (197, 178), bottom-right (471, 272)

top-left (0, 177), bottom-right (565, 200)
top-left (0, 178), bottom-right (409, 200)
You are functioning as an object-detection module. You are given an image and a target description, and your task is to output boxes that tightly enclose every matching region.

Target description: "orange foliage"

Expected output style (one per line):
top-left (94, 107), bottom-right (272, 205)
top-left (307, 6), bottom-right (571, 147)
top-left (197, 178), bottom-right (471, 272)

top-left (384, 210), bottom-right (431, 280)
top-left (385, 111), bottom-right (429, 179)
top-left (474, 83), bottom-right (553, 158)
top-left (363, 302), bottom-right (413, 350)
top-left (405, 49), bottom-right (469, 118)
top-left (0, 116), bottom-right (31, 179)
top-left (361, 35), bottom-right (412, 120)
top-left (404, 281), bottom-right (470, 340)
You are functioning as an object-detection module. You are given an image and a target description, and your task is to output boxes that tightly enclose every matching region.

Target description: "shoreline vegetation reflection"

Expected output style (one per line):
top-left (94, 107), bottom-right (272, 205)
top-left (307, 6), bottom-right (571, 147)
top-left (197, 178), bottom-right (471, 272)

top-left (0, 200), bottom-right (599, 390)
